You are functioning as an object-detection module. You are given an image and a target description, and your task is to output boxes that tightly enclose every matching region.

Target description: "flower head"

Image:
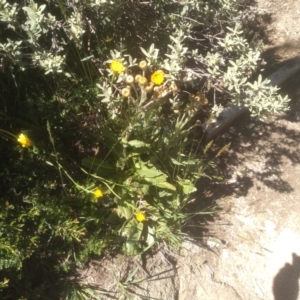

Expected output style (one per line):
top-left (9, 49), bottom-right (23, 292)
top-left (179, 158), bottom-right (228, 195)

top-left (135, 74), bottom-right (142, 82)
top-left (136, 211), bottom-right (146, 222)
top-left (94, 188), bottom-right (104, 198)
top-left (189, 92), bottom-right (208, 105)
top-left (110, 60), bottom-right (125, 74)
top-left (121, 87), bottom-right (131, 97)
top-left (139, 60), bottom-right (148, 70)
top-left (138, 76), bottom-right (148, 86)
top-left (125, 75), bottom-right (134, 84)
top-left (151, 70), bottom-right (165, 85)
top-left (17, 133), bottom-right (31, 147)
top-left (195, 119), bottom-right (202, 126)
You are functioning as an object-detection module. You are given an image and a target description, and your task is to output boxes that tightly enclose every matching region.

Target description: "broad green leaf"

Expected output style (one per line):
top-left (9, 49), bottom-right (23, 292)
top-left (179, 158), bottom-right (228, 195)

top-left (135, 163), bottom-right (167, 184)
top-left (130, 222), bottom-right (143, 243)
top-left (116, 206), bottom-right (133, 219)
top-left (178, 179), bottom-right (197, 195)
top-left (125, 242), bottom-right (135, 254)
top-left (125, 220), bottom-right (143, 253)
top-left (141, 184), bottom-right (150, 195)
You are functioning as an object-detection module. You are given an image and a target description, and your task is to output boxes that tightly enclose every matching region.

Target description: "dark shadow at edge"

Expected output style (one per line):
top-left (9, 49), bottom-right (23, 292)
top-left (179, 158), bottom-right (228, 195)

top-left (273, 253), bottom-right (300, 300)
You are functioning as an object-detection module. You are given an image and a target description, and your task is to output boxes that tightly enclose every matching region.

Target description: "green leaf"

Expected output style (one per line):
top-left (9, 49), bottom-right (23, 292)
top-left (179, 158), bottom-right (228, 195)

top-left (135, 163), bottom-right (167, 184)
top-left (131, 222), bottom-right (143, 242)
top-left (146, 225), bottom-right (155, 246)
top-left (128, 140), bottom-right (150, 148)
top-left (141, 184), bottom-right (150, 195)
top-left (156, 181), bottom-right (176, 191)
top-left (81, 55), bottom-right (94, 62)
top-left (116, 206), bottom-right (133, 220)
top-left (170, 158), bottom-right (184, 166)
top-left (158, 190), bottom-right (173, 197)
top-left (22, 7), bottom-right (34, 14)
top-left (64, 72), bottom-right (72, 78)
top-left (178, 179), bottom-right (197, 195)
top-left (124, 220), bottom-right (143, 253)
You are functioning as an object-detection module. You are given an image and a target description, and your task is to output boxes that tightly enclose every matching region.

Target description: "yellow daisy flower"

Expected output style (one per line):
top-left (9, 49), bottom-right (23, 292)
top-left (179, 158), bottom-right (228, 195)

top-left (110, 60), bottom-right (125, 74)
top-left (17, 133), bottom-right (31, 147)
top-left (136, 211), bottom-right (147, 222)
top-left (94, 188), bottom-right (104, 198)
top-left (151, 70), bottom-right (165, 85)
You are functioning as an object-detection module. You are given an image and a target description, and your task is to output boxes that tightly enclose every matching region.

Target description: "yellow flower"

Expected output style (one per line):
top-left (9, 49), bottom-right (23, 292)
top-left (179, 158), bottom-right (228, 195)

top-left (17, 133), bottom-right (31, 147)
top-left (94, 189), bottom-right (103, 198)
top-left (136, 211), bottom-right (146, 222)
top-left (138, 76), bottom-right (148, 86)
top-left (139, 60), bottom-right (148, 70)
top-left (121, 87), bottom-right (131, 97)
top-left (110, 60), bottom-right (125, 74)
top-left (151, 70), bottom-right (165, 85)
top-left (125, 75), bottom-right (134, 84)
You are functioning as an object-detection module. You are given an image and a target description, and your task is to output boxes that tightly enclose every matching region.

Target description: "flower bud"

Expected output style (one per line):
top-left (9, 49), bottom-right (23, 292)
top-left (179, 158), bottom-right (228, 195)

top-left (121, 87), bottom-right (131, 97)
top-left (138, 76), bottom-right (148, 86)
top-left (125, 75), bottom-right (134, 84)
top-left (139, 60), bottom-right (148, 70)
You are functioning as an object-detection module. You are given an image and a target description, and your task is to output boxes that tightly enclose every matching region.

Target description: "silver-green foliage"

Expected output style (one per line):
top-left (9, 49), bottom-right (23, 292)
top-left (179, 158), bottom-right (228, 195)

top-left (205, 24), bottom-right (290, 118)
top-left (0, 0), bottom-right (291, 119)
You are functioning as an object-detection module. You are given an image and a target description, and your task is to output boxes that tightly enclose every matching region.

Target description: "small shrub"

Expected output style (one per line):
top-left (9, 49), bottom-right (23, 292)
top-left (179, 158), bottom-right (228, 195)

top-left (0, 0), bottom-right (291, 298)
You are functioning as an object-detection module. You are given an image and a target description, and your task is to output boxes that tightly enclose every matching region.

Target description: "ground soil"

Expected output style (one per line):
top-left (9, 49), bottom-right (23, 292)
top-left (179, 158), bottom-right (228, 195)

top-left (77, 1), bottom-right (300, 299)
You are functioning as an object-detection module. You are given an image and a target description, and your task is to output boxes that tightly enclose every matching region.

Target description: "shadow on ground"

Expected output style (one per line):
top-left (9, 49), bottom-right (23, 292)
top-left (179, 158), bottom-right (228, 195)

top-left (186, 102), bottom-right (300, 239)
top-left (273, 253), bottom-right (300, 300)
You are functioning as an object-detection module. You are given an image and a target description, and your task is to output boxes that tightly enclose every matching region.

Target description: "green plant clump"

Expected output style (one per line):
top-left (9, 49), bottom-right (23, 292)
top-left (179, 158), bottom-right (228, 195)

top-left (0, 0), bottom-right (290, 298)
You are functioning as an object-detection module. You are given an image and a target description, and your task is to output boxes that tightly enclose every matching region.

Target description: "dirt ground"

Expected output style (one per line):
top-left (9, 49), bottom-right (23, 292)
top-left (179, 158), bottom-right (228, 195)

top-left (77, 1), bottom-right (300, 299)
